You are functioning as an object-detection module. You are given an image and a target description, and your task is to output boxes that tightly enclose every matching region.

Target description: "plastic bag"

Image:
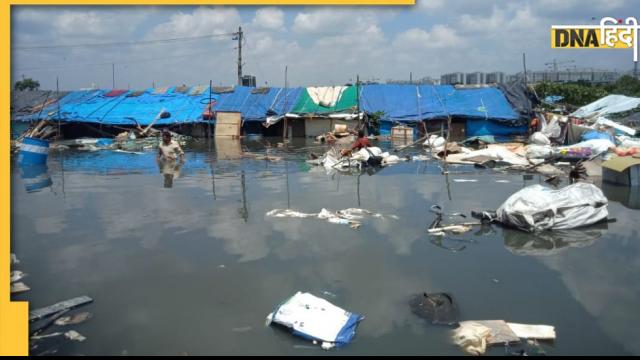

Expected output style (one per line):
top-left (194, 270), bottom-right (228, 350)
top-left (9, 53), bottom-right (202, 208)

top-left (496, 183), bottom-right (608, 232)
top-left (529, 132), bottom-right (551, 146)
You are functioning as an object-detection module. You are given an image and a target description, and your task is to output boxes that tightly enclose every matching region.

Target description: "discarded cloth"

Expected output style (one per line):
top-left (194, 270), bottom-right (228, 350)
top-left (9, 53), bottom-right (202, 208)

top-left (266, 291), bottom-right (364, 349)
top-left (453, 320), bottom-right (554, 355)
top-left (496, 183), bottom-right (609, 232)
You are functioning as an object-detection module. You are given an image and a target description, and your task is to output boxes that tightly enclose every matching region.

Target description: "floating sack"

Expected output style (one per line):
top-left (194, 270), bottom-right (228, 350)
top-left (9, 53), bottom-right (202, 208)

top-left (266, 292), bottom-right (364, 349)
top-left (409, 292), bottom-right (460, 326)
top-left (496, 183), bottom-right (608, 232)
top-left (452, 321), bottom-right (492, 356)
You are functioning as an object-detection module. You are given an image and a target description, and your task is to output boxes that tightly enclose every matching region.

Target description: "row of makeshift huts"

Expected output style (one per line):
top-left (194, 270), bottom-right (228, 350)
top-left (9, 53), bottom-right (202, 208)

top-left (11, 82), bottom-right (536, 139)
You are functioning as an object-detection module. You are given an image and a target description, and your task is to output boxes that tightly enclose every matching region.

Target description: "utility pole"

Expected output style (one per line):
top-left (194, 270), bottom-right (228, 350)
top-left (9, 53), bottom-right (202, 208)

top-left (112, 63), bottom-right (115, 89)
top-left (236, 26), bottom-right (243, 86)
top-left (283, 65), bottom-right (288, 139)
top-left (522, 53), bottom-right (528, 86)
top-left (409, 72), bottom-right (413, 84)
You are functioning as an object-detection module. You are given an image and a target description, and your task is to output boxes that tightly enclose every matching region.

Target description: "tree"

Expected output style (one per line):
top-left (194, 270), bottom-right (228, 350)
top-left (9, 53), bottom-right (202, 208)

top-left (14, 78), bottom-right (40, 91)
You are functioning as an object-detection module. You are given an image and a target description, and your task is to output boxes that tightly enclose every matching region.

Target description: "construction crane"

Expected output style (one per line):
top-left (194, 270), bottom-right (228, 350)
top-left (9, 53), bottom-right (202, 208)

top-left (545, 59), bottom-right (575, 72)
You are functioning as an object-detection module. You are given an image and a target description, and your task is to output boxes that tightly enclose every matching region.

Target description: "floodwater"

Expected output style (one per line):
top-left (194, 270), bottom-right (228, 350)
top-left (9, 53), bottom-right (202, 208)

top-left (10, 138), bottom-right (640, 356)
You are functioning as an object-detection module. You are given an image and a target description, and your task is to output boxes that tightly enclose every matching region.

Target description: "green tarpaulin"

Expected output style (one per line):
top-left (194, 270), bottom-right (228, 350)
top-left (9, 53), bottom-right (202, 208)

top-left (292, 86), bottom-right (358, 115)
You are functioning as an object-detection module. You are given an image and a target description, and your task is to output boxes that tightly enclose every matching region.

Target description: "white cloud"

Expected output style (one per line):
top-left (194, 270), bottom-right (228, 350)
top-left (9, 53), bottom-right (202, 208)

top-left (394, 25), bottom-right (464, 49)
top-left (251, 7), bottom-right (284, 30)
top-left (148, 7), bottom-right (241, 39)
top-left (416, 0), bottom-right (445, 11)
top-left (292, 8), bottom-right (381, 35)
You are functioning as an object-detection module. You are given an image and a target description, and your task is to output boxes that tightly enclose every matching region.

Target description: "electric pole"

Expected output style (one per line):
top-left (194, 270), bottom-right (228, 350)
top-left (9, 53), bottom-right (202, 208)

top-left (236, 26), bottom-right (243, 86)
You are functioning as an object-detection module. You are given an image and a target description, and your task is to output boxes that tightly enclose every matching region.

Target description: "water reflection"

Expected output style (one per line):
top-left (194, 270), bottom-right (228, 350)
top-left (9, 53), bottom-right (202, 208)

top-left (503, 224), bottom-right (608, 256)
top-left (10, 138), bottom-right (640, 355)
top-left (158, 159), bottom-right (182, 188)
top-left (20, 164), bottom-right (52, 193)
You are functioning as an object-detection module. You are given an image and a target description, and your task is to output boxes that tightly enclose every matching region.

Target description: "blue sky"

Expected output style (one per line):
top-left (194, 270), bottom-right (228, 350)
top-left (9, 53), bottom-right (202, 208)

top-left (10, 1), bottom-right (640, 90)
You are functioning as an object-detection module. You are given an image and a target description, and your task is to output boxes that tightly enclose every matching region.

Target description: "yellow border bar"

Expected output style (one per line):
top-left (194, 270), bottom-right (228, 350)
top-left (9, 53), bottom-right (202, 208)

top-left (11, 0), bottom-right (415, 4)
top-left (1, 0), bottom-right (29, 356)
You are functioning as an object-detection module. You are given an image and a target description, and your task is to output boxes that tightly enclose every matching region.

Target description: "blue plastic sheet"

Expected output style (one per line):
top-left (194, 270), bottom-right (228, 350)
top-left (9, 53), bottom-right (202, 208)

top-left (360, 84), bottom-right (520, 123)
top-left (213, 86), bottom-right (302, 122)
top-left (17, 87), bottom-right (217, 126)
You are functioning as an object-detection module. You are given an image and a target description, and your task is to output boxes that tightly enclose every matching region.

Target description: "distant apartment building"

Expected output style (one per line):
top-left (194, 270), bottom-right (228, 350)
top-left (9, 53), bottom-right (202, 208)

top-left (506, 70), bottom-right (621, 84)
top-left (387, 76), bottom-right (441, 85)
top-left (241, 75), bottom-right (257, 87)
top-left (485, 72), bottom-right (505, 84)
top-left (465, 72), bottom-right (485, 85)
top-left (440, 72), bottom-right (465, 85)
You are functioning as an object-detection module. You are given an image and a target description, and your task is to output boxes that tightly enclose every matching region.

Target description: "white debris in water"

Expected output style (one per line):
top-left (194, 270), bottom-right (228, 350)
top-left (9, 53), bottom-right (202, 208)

top-left (65, 330), bottom-right (86, 342)
top-left (231, 326), bottom-right (253, 333)
top-left (10, 271), bottom-right (26, 283)
top-left (495, 180), bottom-right (511, 183)
top-left (453, 179), bottom-right (479, 183)
top-left (266, 208), bottom-right (397, 230)
top-left (10, 253), bottom-right (19, 265)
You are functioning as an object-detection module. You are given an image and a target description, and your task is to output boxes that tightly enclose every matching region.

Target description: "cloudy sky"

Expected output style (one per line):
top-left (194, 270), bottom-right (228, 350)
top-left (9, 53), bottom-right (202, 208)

top-left (10, 0), bottom-right (639, 90)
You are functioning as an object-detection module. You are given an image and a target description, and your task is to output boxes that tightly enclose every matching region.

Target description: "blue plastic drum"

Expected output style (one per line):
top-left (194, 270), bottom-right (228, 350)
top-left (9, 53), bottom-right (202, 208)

top-left (18, 137), bottom-right (49, 165)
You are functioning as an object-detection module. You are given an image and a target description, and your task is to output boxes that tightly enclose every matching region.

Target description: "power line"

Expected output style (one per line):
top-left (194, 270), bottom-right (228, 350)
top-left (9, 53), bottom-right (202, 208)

top-left (13, 48), bottom-right (236, 72)
top-left (13, 32), bottom-right (237, 51)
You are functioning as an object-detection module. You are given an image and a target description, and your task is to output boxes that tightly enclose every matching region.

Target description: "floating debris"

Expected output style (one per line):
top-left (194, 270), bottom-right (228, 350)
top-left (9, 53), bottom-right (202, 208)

top-left (453, 179), bottom-right (479, 183)
top-left (266, 208), bottom-right (397, 230)
top-left (10, 282), bottom-right (30, 294)
top-left (54, 312), bottom-right (93, 326)
top-left (30, 296), bottom-right (94, 322)
top-left (266, 291), bottom-right (364, 350)
top-left (409, 292), bottom-right (460, 326)
top-left (10, 253), bottom-right (19, 265)
top-left (10, 270), bottom-right (26, 283)
top-left (64, 330), bottom-right (86, 342)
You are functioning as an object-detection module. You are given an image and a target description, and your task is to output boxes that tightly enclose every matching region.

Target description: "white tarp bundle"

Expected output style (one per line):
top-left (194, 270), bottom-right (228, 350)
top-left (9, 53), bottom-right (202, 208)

top-left (571, 94), bottom-right (640, 119)
top-left (496, 183), bottom-right (609, 232)
top-left (266, 292), bottom-right (364, 350)
top-left (448, 147), bottom-right (529, 166)
top-left (306, 86), bottom-right (347, 108)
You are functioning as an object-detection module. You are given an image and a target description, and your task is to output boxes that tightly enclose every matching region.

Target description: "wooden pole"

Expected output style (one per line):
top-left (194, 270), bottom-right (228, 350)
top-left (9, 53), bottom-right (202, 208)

top-left (283, 65), bottom-right (288, 139)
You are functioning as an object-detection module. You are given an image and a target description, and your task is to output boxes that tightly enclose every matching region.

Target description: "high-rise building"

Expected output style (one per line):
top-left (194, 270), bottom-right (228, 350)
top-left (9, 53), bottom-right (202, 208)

top-left (440, 72), bottom-right (465, 85)
top-left (241, 75), bottom-right (256, 87)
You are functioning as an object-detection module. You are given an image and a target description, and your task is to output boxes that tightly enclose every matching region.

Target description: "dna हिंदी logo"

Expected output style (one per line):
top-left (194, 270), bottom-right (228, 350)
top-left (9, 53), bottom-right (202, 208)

top-left (551, 17), bottom-right (638, 62)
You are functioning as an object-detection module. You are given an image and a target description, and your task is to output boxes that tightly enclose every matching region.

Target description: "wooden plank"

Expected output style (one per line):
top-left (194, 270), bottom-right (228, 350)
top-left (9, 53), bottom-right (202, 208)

top-left (215, 112), bottom-right (241, 137)
top-left (29, 296), bottom-right (93, 322)
top-left (215, 124), bottom-right (240, 137)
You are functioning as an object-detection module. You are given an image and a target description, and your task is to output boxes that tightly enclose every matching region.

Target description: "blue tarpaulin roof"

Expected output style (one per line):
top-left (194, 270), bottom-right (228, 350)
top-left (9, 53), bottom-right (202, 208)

top-left (213, 86), bottom-right (302, 122)
top-left (15, 85), bottom-right (305, 125)
top-left (360, 84), bottom-right (521, 123)
top-left (16, 86), bottom-right (217, 126)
